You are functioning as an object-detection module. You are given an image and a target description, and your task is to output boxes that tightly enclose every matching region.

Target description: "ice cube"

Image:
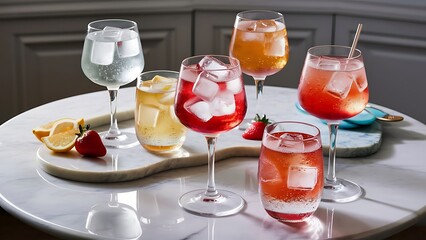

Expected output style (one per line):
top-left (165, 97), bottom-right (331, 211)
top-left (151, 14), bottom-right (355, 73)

top-left (325, 72), bottom-right (354, 99)
top-left (180, 68), bottom-right (198, 83)
top-left (278, 133), bottom-right (305, 152)
top-left (151, 76), bottom-right (177, 92)
top-left (117, 29), bottom-right (140, 58)
top-left (192, 71), bottom-right (219, 101)
top-left (158, 92), bottom-right (175, 105)
top-left (184, 99), bottom-right (212, 122)
top-left (354, 74), bottom-right (368, 92)
top-left (238, 21), bottom-right (264, 41)
top-left (101, 26), bottom-right (122, 41)
top-left (317, 58), bottom-right (341, 71)
top-left (347, 60), bottom-right (368, 92)
top-left (209, 90), bottom-right (236, 116)
top-left (198, 56), bottom-right (229, 81)
top-left (241, 32), bottom-right (264, 41)
top-left (137, 104), bottom-right (160, 128)
top-left (226, 78), bottom-right (242, 94)
top-left (252, 20), bottom-right (277, 32)
top-left (91, 41), bottom-right (115, 65)
top-left (287, 166), bottom-right (318, 190)
top-left (264, 38), bottom-right (286, 57)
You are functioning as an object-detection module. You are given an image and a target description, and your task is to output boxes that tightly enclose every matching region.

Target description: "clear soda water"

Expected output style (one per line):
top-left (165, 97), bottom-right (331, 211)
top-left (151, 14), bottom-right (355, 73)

top-left (81, 29), bottom-right (144, 89)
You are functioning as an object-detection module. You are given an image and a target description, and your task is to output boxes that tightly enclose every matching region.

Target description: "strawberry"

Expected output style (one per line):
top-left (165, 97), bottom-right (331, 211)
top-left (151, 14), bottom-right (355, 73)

top-left (242, 114), bottom-right (270, 140)
top-left (75, 125), bottom-right (107, 157)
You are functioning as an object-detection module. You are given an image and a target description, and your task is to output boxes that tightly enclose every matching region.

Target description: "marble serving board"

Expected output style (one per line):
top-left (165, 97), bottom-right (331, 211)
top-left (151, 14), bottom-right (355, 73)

top-left (37, 109), bottom-right (382, 183)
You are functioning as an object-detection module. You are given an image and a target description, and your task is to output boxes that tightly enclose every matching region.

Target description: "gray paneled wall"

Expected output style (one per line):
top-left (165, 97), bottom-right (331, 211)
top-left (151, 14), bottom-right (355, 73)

top-left (1, 0), bottom-right (425, 124)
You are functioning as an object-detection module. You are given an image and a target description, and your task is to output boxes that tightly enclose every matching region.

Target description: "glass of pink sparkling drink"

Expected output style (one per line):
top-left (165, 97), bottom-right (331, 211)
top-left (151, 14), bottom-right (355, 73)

top-left (174, 55), bottom-right (247, 217)
top-left (259, 121), bottom-right (323, 222)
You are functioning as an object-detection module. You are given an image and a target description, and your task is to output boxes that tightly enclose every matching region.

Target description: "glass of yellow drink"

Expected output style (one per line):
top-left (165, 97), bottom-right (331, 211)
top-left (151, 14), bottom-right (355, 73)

top-left (135, 70), bottom-right (186, 153)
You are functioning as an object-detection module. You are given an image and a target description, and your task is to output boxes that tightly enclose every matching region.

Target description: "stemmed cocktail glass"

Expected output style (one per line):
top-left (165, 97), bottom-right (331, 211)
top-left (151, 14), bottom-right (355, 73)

top-left (81, 19), bottom-right (145, 148)
top-left (229, 10), bottom-right (289, 127)
top-left (298, 45), bottom-right (369, 202)
top-left (174, 55), bottom-right (247, 216)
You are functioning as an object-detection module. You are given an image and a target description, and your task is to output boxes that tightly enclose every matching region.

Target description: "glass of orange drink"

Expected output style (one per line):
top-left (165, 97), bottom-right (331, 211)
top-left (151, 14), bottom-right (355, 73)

top-left (135, 70), bottom-right (186, 153)
top-left (229, 10), bottom-right (289, 127)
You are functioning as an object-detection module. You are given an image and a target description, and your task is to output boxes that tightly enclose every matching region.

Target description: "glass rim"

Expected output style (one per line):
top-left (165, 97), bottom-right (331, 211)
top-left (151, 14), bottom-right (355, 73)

top-left (264, 121), bottom-right (321, 141)
top-left (236, 10), bottom-right (284, 21)
top-left (181, 54), bottom-right (241, 71)
top-left (137, 70), bottom-right (178, 93)
top-left (139, 70), bottom-right (179, 76)
top-left (237, 10), bottom-right (284, 22)
top-left (307, 45), bottom-right (362, 59)
top-left (88, 19), bottom-right (138, 31)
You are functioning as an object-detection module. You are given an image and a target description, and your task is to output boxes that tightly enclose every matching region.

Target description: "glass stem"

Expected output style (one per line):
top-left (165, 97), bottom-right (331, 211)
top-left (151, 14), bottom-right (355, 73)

top-left (106, 89), bottom-right (121, 139)
top-left (254, 78), bottom-right (265, 116)
top-left (205, 136), bottom-right (219, 198)
top-left (326, 123), bottom-right (339, 186)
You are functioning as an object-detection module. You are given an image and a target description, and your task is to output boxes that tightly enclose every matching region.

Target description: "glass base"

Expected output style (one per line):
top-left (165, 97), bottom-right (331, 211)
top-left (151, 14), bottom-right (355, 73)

top-left (101, 131), bottom-right (139, 149)
top-left (179, 189), bottom-right (245, 217)
top-left (321, 178), bottom-right (363, 203)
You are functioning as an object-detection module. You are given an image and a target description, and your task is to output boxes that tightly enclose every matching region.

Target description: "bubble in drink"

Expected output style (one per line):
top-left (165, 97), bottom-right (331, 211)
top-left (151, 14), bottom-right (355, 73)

top-left (184, 99), bottom-right (213, 122)
top-left (192, 71), bottom-right (219, 101)
top-left (287, 166), bottom-right (318, 190)
top-left (278, 133), bottom-right (305, 152)
top-left (117, 29), bottom-right (141, 58)
top-left (209, 90), bottom-right (236, 116)
top-left (324, 72), bottom-right (354, 99)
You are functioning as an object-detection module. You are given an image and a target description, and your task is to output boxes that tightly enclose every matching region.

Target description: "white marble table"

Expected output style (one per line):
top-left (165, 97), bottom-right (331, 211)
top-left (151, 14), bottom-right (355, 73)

top-left (0, 86), bottom-right (425, 239)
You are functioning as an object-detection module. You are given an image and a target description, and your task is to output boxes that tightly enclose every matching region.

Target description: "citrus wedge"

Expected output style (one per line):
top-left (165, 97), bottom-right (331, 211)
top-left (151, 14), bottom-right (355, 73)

top-left (41, 129), bottom-right (78, 153)
top-left (33, 118), bottom-right (84, 141)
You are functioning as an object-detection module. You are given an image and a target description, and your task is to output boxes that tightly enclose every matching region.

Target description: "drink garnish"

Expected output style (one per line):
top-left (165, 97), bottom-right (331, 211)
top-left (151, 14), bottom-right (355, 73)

top-left (242, 114), bottom-right (270, 140)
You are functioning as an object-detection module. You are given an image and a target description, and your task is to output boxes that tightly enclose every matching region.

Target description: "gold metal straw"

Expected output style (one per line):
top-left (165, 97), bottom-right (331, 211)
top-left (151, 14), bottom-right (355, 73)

top-left (348, 23), bottom-right (363, 58)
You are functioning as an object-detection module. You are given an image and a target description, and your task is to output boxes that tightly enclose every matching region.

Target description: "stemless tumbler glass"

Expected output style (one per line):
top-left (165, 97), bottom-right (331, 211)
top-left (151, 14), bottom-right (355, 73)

top-left (81, 19), bottom-right (145, 148)
top-left (259, 121), bottom-right (323, 222)
top-left (135, 70), bottom-right (186, 153)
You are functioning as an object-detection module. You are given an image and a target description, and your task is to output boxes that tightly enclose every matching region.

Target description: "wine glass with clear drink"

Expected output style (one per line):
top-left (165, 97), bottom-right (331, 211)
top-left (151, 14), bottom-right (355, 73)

top-left (229, 10), bottom-right (289, 127)
top-left (298, 45), bottom-right (369, 202)
top-left (174, 55), bottom-right (247, 216)
top-left (81, 19), bottom-right (145, 148)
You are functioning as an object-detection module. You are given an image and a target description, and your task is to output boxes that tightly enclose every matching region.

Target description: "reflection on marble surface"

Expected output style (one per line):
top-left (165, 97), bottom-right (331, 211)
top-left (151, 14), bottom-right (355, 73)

top-left (85, 193), bottom-right (142, 239)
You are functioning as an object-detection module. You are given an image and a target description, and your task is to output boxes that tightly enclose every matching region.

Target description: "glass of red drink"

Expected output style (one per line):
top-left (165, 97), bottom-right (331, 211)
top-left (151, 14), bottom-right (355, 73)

top-left (229, 10), bottom-right (289, 128)
top-left (298, 45), bottom-right (369, 202)
top-left (259, 121), bottom-right (323, 222)
top-left (174, 55), bottom-right (247, 216)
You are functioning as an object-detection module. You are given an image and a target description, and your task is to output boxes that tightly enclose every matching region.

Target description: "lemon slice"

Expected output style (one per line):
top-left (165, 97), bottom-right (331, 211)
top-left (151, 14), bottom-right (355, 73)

top-left (33, 118), bottom-right (84, 141)
top-left (49, 118), bottom-right (82, 136)
top-left (41, 129), bottom-right (78, 153)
